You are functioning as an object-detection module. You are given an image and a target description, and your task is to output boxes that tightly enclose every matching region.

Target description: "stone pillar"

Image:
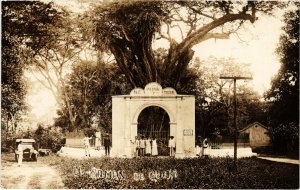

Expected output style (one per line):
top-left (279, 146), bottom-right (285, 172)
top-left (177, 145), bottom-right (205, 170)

top-left (175, 124), bottom-right (184, 158)
top-left (123, 98), bottom-right (132, 157)
top-left (169, 122), bottom-right (177, 138)
top-left (111, 97), bottom-right (125, 157)
top-left (131, 123), bottom-right (138, 141)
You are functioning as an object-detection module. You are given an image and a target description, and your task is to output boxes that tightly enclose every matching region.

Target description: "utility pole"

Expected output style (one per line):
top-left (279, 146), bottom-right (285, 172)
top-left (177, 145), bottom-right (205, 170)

top-left (219, 76), bottom-right (252, 171)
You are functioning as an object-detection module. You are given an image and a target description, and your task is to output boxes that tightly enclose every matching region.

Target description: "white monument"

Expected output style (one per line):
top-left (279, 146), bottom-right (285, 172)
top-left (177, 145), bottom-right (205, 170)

top-left (111, 82), bottom-right (195, 158)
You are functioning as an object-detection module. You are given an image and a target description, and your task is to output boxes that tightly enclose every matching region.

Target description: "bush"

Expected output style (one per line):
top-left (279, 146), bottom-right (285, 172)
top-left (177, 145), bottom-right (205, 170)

top-left (35, 124), bottom-right (65, 152)
top-left (268, 122), bottom-right (299, 155)
top-left (1, 131), bottom-right (14, 152)
top-left (49, 157), bottom-right (299, 189)
top-left (252, 146), bottom-right (273, 154)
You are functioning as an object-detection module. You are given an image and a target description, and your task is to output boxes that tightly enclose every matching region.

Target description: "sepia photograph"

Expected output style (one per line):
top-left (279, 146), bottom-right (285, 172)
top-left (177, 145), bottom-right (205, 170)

top-left (1, 0), bottom-right (299, 189)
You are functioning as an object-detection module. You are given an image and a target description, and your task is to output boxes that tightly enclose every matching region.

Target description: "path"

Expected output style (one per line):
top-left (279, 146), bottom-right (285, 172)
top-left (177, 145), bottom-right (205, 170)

top-left (258, 156), bottom-right (299, 165)
top-left (1, 154), bottom-right (65, 189)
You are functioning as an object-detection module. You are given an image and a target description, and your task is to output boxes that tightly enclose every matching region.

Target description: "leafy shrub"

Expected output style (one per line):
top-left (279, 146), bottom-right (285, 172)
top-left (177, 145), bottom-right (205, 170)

top-left (35, 124), bottom-right (65, 153)
top-left (1, 131), bottom-right (14, 152)
top-left (47, 156), bottom-right (299, 189)
top-left (268, 122), bottom-right (299, 155)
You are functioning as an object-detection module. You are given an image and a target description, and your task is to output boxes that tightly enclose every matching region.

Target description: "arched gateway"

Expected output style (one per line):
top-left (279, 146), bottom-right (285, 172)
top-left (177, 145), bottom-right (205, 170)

top-left (111, 82), bottom-right (195, 158)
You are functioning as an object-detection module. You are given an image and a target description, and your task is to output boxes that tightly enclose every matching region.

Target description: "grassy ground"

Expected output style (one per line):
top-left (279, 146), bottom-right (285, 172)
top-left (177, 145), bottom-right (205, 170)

top-left (41, 155), bottom-right (299, 189)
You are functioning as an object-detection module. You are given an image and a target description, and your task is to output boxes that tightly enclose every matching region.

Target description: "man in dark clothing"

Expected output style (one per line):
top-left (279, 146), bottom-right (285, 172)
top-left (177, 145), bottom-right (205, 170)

top-left (103, 134), bottom-right (111, 156)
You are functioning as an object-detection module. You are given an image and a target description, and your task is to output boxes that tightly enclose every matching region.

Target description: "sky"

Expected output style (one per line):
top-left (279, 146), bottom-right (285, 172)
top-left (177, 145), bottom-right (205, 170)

top-left (196, 14), bottom-right (283, 94)
top-left (24, 1), bottom-right (289, 127)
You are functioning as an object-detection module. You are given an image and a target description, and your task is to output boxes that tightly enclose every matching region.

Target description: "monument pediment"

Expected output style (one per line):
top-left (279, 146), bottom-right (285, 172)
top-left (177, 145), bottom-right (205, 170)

top-left (130, 82), bottom-right (177, 96)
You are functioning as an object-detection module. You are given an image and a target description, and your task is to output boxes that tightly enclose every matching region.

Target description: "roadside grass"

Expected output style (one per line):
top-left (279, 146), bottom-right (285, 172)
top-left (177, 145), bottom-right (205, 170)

top-left (40, 155), bottom-right (299, 189)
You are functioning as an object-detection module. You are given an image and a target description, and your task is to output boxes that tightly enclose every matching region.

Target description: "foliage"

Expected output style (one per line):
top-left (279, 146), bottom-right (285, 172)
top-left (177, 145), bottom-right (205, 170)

top-left (137, 51), bottom-right (200, 136)
top-left (84, 128), bottom-right (98, 138)
top-left (265, 7), bottom-right (299, 126)
top-left (265, 7), bottom-right (299, 154)
top-left (54, 61), bottom-right (130, 132)
top-left (47, 156), bottom-right (299, 189)
top-left (2, 1), bottom-right (85, 133)
top-left (24, 6), bottom-right (85, 132)
top-left (1, 131), bottom-right (15, 152)
top-left (1, 124), bottom-right (65, 153)
top-left (34, 124), bottom-right (65, 153)
top-left (1, 127), bottom-right (33, 152)
top-left (1, 1), bottom-right (66, 136)
top-left (82, 1), bottom-right (285, 89)
top-left (268, 122), bottom-right (299, 155)
top-left (78, 1), bottom-right (284, 138)
top-left (194, 57), bottom-right (266, 137)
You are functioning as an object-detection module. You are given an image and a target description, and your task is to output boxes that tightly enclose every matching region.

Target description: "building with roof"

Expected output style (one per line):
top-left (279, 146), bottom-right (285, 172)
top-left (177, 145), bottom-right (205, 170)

top-left (240, 122), bottom-right (271, 147)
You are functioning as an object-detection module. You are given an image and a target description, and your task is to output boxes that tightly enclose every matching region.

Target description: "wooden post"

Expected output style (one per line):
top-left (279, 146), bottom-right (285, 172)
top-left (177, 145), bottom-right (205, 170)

top-left (220, 76), bottom-right (252, 171)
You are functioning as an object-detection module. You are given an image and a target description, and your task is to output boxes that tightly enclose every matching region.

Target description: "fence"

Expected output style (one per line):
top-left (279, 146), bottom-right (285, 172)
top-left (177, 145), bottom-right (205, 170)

top-left (209, 134), bottom-right (250, 149)
top-left (138, 130), bottom-right (170, 140)
top-left (138, 130), bottom-right (170, 156)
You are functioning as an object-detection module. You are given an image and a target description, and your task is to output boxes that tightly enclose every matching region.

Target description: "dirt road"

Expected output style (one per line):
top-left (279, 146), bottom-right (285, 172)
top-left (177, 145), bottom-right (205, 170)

top-left (1, 154), bottom-right (64, 189)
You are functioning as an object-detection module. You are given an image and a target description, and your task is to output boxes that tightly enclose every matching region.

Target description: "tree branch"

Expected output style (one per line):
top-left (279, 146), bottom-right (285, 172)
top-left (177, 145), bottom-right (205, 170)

top-left (167, 12), bottom-right (256, 66)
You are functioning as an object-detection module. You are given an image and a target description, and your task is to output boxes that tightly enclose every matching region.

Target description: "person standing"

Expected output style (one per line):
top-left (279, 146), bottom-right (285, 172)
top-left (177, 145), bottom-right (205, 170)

top-left (202, 138), bottom-right (209, 157)
top-left (151, 138), bottom-right (158, 157)
top-left (168, 136), bottom-right (176, 157)
top-left (103, 134), bottom-right (111, 156)
top-left (196, 136), bottom-right (202, 157)
top-left (95, 131), bottom-right (101, 150)
top-left (130, 136), bottom-right (138, 158)
top-left (139, 136), bottom-right (146, 157)
top-left (17, 141), bottom-right (23, 167)
top-left (145, 137), bottom-right (151, 156)
top-left (83, 135), bottom-right (92, 157)
top-left (136, 136), bottom-right (140, 157)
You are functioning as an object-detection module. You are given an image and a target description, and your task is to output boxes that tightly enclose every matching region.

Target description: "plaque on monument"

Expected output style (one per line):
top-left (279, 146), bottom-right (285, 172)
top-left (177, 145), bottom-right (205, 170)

top-left (163, 87), bottom-right (177, 96)
top-left (130, 88), bottom-right (145, 96)
top-left (183, 129), bottom-right (193, 136)
top-left (144, 82), bottom-right (163, 96)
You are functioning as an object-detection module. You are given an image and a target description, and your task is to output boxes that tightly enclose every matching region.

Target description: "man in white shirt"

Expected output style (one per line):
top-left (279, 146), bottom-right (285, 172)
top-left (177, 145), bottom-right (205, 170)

top-left (17, 141), bottom-right (23, 167)
top-left (168, 136), bottom-right (176, 156)
top-left (139, 136), bottom-right (146, 157)
top-left (83, 135), bottom-right (92, 157)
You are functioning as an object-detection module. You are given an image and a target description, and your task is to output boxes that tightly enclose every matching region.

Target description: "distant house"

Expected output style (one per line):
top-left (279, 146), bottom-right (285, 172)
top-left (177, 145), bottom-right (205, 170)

top-left (240, 122), bottom-right (271, 147)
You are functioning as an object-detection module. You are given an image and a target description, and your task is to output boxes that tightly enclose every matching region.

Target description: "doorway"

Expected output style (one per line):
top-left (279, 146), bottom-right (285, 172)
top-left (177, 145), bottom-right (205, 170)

top-left (137, 106), bottom-right (170, 156)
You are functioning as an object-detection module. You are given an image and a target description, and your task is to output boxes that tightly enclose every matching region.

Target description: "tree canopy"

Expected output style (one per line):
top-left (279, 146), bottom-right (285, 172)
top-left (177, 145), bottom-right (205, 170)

top-left (83, 1), bottom-right (285, 90)
top-left (194, 57), bottom-right (265, 137)
top-left (264, 6), bottom-right (299, 154)
top-left (1, 1), bottom-right (64, 132)
top-left (54, 61), bottom-right (130, 132)
top-left (265, 7), bottom-right (299, 126)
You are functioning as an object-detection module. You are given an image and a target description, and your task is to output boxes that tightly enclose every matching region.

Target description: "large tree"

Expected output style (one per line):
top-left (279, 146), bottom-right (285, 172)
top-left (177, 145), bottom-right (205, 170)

top-left (265, 7), bottom-right (299, 126)
top-left (26, 13), bottom-right (86, 131)
top-left (6, 2), bottom-right (88, 131)
top-left (1, 1), bottom-right (64, 132)
top-left (265, 7), bottom-right (299, 154)
top-left (195, 57), bottom-right (265, 137)
top-left (82, 1), bottom-right (285, 89)
top-left (54, 61), bottom-right (130, 132)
